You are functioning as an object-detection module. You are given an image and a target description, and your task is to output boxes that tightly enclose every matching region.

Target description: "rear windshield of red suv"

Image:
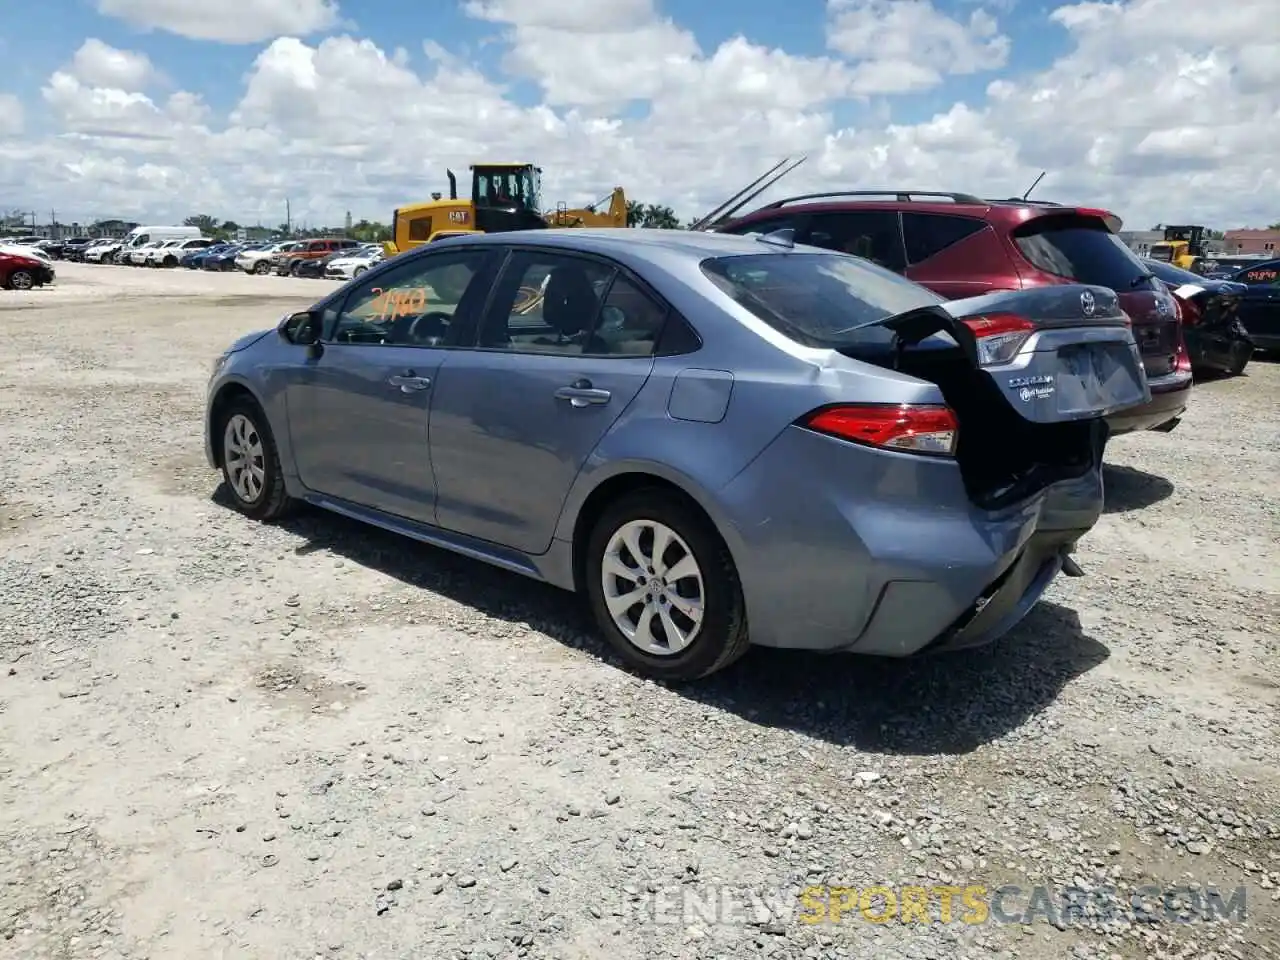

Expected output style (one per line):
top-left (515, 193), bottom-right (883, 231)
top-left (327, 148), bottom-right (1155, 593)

top-left (1012, 214), bottom-right (1157, 292)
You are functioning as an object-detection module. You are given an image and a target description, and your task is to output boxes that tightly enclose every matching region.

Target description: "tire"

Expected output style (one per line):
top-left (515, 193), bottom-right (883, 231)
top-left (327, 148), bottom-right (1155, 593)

top-left (1227, 351), bottom-right (1250, 376)
top-left (353, 266), bottom-right (367, 277)
top-left (584, 489), bottom-right (750, 682)
top-left (217, 398), bottom-right (294, 522)
top-left (6, 269), bottom-right (34, 291)
top-left (253, 260), bottom-right (270, 275)
top-left (164, 256), bottom-right (177, 268)
top-left (289, 261), bottom-right (303, 277)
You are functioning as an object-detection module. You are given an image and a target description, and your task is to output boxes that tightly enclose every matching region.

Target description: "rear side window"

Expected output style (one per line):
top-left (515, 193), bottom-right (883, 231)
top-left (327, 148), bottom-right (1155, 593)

top-left (902, 213), bottom-right (986, 265)
top-left (1013, 215), bottom-right (1155, 291)
top-left (700, 252), bottom-right (942, 348)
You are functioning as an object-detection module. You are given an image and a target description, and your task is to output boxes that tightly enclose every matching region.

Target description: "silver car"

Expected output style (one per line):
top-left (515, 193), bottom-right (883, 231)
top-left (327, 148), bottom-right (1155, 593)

top-left (205, 229), bottom-right (1149, 681)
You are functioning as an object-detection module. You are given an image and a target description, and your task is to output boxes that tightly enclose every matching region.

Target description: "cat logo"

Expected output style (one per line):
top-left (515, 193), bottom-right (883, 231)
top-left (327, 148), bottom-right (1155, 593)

top-left (448, 210), bottom-right (469, 223)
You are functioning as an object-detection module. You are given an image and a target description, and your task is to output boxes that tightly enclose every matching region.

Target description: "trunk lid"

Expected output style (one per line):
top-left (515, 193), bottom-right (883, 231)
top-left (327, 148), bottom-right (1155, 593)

top-left (875, 284), bottom-right (1151, 425)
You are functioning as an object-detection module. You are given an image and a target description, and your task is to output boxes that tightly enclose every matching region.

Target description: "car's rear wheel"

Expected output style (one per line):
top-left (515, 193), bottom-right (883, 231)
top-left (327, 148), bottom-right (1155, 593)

top-left (218, 400), bottom-right (293, 522)
top-left (253, 260), bottom-right (270, 275)
top-left (6, 269), bottom-right (34, 290)
top-left (585, 489), bottom-right (749, 682)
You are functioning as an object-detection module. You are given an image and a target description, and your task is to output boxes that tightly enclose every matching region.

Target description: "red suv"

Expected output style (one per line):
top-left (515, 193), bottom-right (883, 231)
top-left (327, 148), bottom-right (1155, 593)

top-left (717, 192), bottom-right (1191, 434)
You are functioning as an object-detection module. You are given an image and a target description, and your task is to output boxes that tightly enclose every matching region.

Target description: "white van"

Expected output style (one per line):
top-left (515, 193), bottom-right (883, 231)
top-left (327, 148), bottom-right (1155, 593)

top-left (118, 225), bottom-right (204, 255)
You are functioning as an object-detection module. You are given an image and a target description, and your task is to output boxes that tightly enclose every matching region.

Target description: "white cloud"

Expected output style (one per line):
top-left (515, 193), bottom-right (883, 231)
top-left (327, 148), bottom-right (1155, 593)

top-left (826, 0), bottom-right (1011, 94)
top-left (94, 0), bottom-right (341, 43)
top-left (3, 0), bottom-right (1277, 232)
top-left (0, 94), bottom-right (23, 136)
top-left (70, 39), bottom-right (157, 90)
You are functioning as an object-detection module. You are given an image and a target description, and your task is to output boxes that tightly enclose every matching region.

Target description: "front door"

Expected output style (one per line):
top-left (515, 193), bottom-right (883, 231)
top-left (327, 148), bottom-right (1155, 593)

top-left (429, 249), bottom-right (666, 554)
top-left (284, 247), bottom-right (498, 523)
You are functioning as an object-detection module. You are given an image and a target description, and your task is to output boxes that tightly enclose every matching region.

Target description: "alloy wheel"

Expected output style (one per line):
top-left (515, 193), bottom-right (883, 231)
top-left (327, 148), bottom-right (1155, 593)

top-left (223, 413), bottom-right (266, 503)
top-left (601, 519), bottom-right (705, 656)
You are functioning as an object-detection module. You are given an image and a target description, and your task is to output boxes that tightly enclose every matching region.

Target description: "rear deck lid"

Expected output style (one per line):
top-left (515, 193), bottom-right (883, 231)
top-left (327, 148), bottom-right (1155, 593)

top-left (698, 251), bottom-right (1150, 426)
top-left (937, 285), bottom-right (1151, 423)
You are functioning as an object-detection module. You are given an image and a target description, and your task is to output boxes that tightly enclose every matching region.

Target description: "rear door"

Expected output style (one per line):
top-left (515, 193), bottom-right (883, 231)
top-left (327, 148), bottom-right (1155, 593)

top-left (428, 248), bottom-right (663, 554)
top-left (1008, 214), bottom-right (1179, 379)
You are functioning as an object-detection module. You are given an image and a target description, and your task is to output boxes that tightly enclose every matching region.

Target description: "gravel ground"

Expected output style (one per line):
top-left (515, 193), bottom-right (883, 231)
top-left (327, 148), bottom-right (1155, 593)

top-left (2, 262), bottom-right (1278, 960)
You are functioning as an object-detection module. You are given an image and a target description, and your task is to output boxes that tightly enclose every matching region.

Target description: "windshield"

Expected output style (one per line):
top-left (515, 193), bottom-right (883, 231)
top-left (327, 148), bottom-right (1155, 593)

top-left (1148, 243), bottom-right (1174, 262)
top-left (1014, 215), bottom-right (1157, 291)
top-left (474, 167), bottom-right (541, 211)
top-left (699, 252), bottom-right (944, 347)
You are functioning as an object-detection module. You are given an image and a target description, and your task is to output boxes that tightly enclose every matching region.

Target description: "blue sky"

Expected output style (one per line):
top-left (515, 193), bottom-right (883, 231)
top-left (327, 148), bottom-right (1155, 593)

top-left (2, 0), bottom-right (1272, 230)
top-left (10, 0), bottom-right (1070, 131)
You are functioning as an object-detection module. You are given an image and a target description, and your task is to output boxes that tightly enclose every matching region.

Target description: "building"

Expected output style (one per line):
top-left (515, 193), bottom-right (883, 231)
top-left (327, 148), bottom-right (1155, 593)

top-left (1118, 230), bottom-right (1164, 257)
top-left (1223, 229), bottom-right (1280, 256)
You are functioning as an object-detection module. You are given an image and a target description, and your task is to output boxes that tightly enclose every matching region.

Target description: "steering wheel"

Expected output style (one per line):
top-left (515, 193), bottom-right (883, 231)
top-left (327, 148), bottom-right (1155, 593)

top-left (396, 311), bottom-right (453, 345)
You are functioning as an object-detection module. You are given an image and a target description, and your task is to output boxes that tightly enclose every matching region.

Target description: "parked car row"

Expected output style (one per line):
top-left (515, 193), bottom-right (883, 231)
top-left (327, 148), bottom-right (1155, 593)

top-left (67, 231), bottom-right (386, 279)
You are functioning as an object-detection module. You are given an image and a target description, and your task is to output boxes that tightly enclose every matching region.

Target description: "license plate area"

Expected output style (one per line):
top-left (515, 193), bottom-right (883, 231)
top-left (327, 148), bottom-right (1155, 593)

top-left (1055, 341), bottom-right (1145, 416)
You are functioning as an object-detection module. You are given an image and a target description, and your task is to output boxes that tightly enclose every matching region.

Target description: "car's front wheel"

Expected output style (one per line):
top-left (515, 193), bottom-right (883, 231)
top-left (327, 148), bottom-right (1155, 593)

top-left (6, 269), bottom-right (34, 290)
top-left (218, 399), bottom-right (293, 521)
top-left (584, 489), bottom-right (750, 682)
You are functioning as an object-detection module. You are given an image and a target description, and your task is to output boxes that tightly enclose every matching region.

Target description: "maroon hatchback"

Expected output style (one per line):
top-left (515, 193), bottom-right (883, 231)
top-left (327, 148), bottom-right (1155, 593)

top-left (717, 192), bottom-right (1191, 434)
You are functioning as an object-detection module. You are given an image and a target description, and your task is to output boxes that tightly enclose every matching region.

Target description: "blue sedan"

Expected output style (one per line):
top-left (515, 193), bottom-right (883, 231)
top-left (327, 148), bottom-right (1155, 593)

top-left (204, 229), bottom-right (1147, 681)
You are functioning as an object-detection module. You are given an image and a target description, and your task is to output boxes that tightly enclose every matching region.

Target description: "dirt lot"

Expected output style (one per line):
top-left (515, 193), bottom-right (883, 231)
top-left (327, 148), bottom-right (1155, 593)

top-left (2, 262), bottom-right (1278, 960)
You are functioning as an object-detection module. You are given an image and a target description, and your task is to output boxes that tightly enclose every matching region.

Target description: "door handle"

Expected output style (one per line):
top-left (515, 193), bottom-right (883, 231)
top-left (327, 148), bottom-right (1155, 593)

top-left (388, 374), bottom-right (431, 393)
top-left (555, 380), bottom-right (611, 407)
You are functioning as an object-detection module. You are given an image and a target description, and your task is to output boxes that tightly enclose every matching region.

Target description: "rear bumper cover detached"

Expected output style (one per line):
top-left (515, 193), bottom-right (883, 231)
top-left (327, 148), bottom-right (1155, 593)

top-left (717, 425), bottom-right (1101, 658)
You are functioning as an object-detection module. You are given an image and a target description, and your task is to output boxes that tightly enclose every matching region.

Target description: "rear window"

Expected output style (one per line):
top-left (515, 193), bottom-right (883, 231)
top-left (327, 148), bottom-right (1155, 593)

top-left (1013, 215), bottom-right (1156, 291)
top-left (699, 252), bottom-right (943, 347)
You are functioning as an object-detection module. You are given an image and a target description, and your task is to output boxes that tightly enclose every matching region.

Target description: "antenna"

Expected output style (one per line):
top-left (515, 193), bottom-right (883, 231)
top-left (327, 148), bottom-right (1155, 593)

top-left (1022, 171), bottom-right (1046, 200)
top-left (688, 157), bottom-right (801, 232)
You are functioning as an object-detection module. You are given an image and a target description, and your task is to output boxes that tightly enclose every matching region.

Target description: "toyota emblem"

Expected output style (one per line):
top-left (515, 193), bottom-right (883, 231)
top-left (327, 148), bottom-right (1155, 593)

top-left (1080, 290), bottom-right (1096, 316)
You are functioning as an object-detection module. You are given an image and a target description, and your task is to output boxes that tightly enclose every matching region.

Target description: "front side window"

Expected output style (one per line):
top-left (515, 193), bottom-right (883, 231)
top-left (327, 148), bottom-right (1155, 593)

top-left (700, 251), bottom-right (942, 348)
top-left (717, 214), bottom-right (805, 237)
top-left (802, 212), bottom-right (906, 272)
top-left (328, 250), bottom-right (491, 347)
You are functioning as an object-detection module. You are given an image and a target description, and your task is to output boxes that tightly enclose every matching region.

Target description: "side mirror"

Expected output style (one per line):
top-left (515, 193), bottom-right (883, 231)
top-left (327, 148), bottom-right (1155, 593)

top-left (279, 310), bottom-right (319, 345)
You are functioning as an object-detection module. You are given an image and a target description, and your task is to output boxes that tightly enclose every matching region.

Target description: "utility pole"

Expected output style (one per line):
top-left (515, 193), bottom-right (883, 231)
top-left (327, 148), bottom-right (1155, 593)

top-left (285, 199), bottom-right (291, 235)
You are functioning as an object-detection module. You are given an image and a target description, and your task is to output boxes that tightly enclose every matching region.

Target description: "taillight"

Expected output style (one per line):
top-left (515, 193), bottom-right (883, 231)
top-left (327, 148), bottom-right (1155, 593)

top-left (960, 312), bottom-right (1035, 366)
top-left (1177, 297), bottom-right (1201, 327)
top-left (1174, 329), bottom-right (1192, 373)
top-left (801, 404), bottom-right (958, 457)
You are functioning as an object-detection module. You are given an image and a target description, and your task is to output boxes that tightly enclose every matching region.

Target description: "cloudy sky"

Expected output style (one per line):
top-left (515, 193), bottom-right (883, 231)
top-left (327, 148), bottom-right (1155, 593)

top-left (0, 0), bottom-right (1275, 231)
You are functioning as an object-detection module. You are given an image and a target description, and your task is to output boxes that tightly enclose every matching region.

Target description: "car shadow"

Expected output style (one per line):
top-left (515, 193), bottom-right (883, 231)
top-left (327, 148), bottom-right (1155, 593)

top-left (213, 488), bottom-right (1109, 756)
top-left (1103, 463), bottom-right (1174, 514)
